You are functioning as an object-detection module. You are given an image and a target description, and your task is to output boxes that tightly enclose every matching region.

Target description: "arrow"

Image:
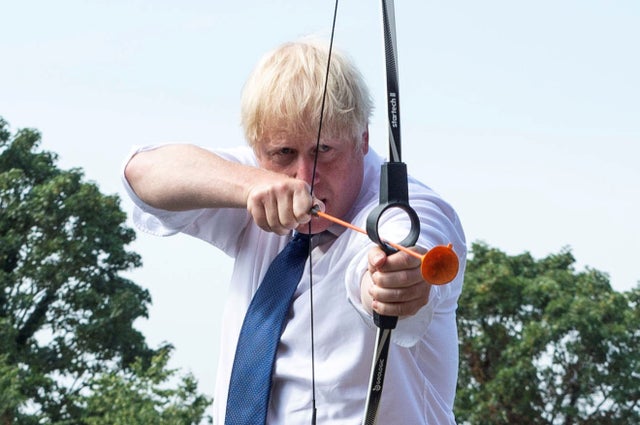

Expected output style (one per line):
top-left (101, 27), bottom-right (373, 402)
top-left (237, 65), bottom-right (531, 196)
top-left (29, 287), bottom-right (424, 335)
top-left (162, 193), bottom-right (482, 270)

top-left (311, 208), bottom-right (459, 285)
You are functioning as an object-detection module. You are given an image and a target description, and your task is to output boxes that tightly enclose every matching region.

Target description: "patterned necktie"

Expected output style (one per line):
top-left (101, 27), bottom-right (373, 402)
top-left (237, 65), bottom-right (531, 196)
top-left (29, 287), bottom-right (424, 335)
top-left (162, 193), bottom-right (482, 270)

top-left (225, 232), bottom-right (311, 425)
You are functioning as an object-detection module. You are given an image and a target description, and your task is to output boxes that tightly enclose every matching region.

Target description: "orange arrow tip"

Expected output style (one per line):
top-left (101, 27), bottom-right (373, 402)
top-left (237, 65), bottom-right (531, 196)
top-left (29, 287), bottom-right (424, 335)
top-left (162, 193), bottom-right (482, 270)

top-left (421, 243), bottom-right (459, 285)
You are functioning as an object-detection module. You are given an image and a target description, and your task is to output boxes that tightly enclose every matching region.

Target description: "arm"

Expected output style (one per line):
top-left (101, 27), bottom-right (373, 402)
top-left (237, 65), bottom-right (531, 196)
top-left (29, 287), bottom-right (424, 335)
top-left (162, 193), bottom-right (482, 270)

top-left (124, 144), bottom-right (314, 234)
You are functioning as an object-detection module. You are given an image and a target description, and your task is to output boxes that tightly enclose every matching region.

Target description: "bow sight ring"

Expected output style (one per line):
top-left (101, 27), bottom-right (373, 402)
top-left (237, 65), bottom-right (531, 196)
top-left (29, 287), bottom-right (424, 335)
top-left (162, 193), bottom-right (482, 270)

top-left (365, 162), bottom-right (420, 254)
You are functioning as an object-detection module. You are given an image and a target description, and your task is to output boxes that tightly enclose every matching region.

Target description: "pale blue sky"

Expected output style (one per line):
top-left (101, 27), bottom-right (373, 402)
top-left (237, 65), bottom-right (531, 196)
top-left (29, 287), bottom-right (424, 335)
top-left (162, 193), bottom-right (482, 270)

top-left (2, 0), bottom-right (639, 407)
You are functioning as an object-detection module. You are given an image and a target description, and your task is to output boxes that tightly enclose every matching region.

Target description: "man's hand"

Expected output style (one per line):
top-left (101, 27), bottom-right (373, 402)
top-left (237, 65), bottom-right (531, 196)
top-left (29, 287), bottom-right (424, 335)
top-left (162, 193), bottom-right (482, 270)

top-left (361, 245), bottom-right (431, 317)
top-left (246, 177), bottom-right (314, 235)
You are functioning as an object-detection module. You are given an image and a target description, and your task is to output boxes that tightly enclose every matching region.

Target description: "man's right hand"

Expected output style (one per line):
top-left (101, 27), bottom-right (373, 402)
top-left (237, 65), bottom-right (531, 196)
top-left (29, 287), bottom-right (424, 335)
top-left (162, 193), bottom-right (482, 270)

top-left (246, 178), bottom-right (314, 235)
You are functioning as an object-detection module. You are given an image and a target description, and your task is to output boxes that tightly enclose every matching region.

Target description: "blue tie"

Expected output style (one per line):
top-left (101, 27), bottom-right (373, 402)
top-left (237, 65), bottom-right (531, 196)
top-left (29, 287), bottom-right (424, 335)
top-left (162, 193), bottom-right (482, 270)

top-left (225, 232), bottom-right (311, 425)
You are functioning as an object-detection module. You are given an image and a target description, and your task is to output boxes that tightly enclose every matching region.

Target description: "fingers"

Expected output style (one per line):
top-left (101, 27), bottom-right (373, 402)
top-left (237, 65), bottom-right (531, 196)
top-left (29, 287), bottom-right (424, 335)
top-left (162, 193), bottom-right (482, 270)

top-left (366, 246), bottom-right (431, 317)
top-left (367, 245), bottom-right (423, 275)
top-left (247, 178), bottom-right (314, 235)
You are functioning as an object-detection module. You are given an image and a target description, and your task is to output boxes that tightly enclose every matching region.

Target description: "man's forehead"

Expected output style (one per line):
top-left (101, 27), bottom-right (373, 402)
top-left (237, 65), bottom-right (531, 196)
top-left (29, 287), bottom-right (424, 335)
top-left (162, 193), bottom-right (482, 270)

top-left (261, 135), bottom-right (347, 147)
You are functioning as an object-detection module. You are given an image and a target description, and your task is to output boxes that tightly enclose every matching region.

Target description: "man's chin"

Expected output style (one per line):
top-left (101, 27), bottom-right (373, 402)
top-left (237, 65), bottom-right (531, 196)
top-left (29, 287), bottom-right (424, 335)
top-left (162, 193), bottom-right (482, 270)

top-left (296, 219), bottom-right (330, 235)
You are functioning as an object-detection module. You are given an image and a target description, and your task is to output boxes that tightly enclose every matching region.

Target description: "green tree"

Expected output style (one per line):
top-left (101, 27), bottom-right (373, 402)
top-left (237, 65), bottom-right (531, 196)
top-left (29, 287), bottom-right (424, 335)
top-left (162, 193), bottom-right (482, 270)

top-left (75, 347), bottom-right (211, 425)
top-left (0, 117), bottom-right (210, 424)
top-left (456, 242), bottom-right (640, 424)
top-left (0, 351), bottom-right (24, 425)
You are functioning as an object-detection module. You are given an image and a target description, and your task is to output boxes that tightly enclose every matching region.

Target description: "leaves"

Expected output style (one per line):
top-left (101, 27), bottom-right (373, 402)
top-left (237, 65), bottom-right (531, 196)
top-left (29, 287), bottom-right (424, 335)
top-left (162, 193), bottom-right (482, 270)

top-left (1, 117), bottom-right (210, 424)
top-left (456, 242), bottom-right (640, 424)
top-left (75, 347), bottom-right (212, 425)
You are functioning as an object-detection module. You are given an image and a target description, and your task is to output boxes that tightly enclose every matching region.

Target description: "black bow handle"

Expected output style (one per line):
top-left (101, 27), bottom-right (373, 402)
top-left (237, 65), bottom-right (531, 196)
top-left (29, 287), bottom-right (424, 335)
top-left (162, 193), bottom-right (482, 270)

top-left (366, 161), bottom-right (420, 330)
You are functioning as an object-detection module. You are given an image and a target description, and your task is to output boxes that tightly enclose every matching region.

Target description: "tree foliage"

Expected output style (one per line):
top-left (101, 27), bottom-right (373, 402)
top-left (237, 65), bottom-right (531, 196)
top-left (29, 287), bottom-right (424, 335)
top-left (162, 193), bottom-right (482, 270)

top-left (456, 242), bottom-right (640, 424)
top-left (73, 347), bottom-right (212, 425)
top-left (0, 117), bottom-right (210, 424)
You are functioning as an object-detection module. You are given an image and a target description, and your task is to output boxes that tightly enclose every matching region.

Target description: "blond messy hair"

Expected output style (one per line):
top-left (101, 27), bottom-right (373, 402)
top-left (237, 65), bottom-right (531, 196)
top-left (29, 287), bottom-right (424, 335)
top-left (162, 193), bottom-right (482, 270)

top-left (241, 39), bottom-right (373, 150)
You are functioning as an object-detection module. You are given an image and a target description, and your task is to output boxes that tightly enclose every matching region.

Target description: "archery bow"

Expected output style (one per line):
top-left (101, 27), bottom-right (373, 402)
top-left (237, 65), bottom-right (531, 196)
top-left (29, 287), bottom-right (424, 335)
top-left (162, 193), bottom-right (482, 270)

top-left (309, 1), bottom-right (458, 424)
top-left (361, 1), bottom-right (419, 423)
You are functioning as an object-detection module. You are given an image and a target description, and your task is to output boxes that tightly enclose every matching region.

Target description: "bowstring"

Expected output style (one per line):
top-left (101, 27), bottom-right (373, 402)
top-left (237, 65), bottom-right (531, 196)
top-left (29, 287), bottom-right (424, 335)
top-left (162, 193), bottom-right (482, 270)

top-left (307, 1), bottom-right (340, 423)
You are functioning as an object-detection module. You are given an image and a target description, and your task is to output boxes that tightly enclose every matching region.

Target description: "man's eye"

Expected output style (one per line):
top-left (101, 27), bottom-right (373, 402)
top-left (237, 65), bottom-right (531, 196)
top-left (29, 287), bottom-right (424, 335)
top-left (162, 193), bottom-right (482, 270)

top-left (317, 144), bottom-right (331, 153)
top-left (278, 148), bottom-right (294, 155)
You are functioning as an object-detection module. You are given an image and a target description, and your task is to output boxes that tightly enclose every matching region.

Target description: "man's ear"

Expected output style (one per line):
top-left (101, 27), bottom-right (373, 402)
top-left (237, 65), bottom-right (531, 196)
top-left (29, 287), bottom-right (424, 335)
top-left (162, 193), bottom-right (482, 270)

top-left (361, 128), bottom-right (370, 154)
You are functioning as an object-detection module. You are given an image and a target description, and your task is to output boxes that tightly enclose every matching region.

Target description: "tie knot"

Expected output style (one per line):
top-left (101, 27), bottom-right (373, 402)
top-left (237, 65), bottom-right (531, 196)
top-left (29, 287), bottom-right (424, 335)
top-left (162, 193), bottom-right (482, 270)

top-left (292, 232), bottom-right (311, 245)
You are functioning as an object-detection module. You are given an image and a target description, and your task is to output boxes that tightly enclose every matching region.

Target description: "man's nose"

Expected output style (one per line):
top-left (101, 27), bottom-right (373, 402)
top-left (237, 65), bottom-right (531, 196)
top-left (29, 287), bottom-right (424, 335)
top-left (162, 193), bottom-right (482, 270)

top-left (293, 156), bottom-right (319, 185)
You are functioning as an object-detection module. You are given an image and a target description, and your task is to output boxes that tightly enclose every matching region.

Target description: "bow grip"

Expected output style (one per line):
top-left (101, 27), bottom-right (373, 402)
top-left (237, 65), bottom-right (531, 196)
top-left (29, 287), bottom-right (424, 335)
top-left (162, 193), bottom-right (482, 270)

top-left (366, 162), bottom-right (420, 330)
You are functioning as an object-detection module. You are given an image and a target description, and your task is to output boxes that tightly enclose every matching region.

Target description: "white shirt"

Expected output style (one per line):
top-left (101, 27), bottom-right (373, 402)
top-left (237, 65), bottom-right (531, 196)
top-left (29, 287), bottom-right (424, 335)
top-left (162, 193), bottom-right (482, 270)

top-left (123, 146), bottom-right (466, 425)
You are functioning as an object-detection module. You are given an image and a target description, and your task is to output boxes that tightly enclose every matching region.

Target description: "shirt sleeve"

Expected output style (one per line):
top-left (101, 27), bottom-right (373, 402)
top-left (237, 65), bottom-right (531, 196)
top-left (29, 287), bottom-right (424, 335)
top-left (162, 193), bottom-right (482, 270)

top-left (121, 144), bottom-right (257, 257)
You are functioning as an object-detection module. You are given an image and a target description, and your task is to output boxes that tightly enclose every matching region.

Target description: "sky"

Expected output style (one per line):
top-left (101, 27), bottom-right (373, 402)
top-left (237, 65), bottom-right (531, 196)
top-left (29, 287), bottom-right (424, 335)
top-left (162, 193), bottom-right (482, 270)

top-left (2, 0), bottom-right (639, 410)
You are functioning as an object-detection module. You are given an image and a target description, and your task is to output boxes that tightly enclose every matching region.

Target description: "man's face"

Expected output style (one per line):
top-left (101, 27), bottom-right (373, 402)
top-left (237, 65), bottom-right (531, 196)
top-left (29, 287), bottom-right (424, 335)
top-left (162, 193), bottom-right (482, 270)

top-left (255, 131), bottom-right (369, 234)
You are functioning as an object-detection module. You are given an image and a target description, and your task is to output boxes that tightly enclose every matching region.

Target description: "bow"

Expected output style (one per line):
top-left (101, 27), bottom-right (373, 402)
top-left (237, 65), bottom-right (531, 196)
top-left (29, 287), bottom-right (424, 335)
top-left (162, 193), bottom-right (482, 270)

top-left (361, 1), bottom-right (421, 423)
top-left (308, 1), bottom-right (458, 424)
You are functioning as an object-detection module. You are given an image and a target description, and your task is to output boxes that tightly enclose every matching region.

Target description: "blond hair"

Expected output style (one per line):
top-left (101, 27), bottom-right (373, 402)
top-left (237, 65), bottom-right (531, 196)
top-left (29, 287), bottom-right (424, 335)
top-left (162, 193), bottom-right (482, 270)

top-left (241, 39), bottom-right (373, 150)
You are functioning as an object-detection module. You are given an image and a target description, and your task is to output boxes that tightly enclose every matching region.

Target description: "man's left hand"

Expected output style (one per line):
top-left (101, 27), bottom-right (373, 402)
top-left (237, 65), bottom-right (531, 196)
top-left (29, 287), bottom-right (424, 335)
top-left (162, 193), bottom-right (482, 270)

top-left (361, 245), bottom-right (431, 317)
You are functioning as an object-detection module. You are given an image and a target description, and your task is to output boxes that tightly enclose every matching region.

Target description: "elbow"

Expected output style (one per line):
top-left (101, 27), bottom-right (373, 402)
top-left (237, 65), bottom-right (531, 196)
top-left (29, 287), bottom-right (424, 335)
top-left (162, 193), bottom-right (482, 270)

top-left (124, 152), bottom-right (153, 199)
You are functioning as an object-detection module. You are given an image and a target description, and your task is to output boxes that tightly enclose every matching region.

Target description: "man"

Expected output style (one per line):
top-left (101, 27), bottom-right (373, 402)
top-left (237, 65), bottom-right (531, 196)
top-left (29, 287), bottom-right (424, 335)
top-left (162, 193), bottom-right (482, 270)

top-left (123, 39), bottom-right (466, 424)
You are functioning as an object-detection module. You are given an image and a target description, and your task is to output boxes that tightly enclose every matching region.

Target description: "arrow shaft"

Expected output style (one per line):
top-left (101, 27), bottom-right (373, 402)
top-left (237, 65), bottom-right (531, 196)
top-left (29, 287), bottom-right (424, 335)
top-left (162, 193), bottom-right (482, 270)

top-left (314, 210), bottom-right (422, 261)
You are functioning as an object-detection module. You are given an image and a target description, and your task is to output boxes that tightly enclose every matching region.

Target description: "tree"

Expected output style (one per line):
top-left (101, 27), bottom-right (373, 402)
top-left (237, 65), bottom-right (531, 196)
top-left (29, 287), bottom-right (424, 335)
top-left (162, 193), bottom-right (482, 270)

top-left (74, 347), bottom-right (212, 425)
top-left (0, 117), bottom-right (210, 424)
top-left (456, 242), bottom-right (640, 424)
top-left (0, 352), bottom-right (24, 425)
